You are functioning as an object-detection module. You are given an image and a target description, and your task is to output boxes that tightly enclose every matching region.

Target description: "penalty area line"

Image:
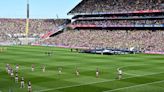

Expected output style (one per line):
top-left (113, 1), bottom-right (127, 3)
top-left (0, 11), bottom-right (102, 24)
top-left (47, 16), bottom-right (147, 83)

top-left (103, 80), bottom-right (164, 92)
top-left (34, 72), bottom-right (164, 92)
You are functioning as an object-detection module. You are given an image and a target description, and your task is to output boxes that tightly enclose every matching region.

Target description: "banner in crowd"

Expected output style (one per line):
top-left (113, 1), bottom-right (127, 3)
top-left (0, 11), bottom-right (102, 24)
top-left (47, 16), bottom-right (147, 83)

top-left (31, 44), bottom-right (164, 55)
top-left (133, 10), bottom-right (162, 13)
top-left (145, 51), bottom-right (164, 54)
top-left (73, 10), bottom-right (163, 15)
top-left (71, 24), bottom-right (164, 28)
top-left (31, 44), bottom-right (90, 49)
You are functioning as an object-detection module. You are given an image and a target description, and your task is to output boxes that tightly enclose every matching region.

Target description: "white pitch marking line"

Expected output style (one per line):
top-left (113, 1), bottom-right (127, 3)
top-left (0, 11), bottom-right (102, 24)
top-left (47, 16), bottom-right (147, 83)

top-left (119, 64), bottom-right (148, 70)
top-left (34, 72), bottom-right (164, 92)
top-left (123, 72), bottom-right (141, 76)
top-left (103, 80), bottom-right (164, 92)
top-left (119, 64), bottom-right (147, 76)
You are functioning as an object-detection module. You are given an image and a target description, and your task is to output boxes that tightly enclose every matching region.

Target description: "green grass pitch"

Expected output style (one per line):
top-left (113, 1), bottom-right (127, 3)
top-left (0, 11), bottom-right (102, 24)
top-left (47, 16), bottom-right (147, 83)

top-left (0, 46), bottom-right (164, 92)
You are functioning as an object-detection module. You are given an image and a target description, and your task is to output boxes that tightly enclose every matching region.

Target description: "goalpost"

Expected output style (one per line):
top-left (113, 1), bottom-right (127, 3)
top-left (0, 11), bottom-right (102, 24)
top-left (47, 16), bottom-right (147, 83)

top-left (25, 0), bottom-right (29, 45)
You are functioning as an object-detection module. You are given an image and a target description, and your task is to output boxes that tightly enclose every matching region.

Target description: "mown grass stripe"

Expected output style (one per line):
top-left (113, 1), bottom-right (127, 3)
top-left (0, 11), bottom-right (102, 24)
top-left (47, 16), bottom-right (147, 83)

top-left (34, 72), bottom-right (164, 92)
top-left (103, 80), bottom-right (164, 92)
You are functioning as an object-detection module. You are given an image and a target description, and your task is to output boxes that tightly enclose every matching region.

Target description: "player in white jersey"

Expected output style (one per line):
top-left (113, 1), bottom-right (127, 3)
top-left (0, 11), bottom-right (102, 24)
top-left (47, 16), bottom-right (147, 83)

top-left (28, 80), bottom-right (32, 92)
top-left (10, 69), bottom-right (14, 78)
top-left (16, 64), bottom-right (19, 72)
top-left (76, 69), bottom-right (80, 77)
top-left (7, 64), bottom-right (11, 74)
top-left (58, 67), bottom-right (62, 75)
top-left (8, 68), bottom-right (11, 75)
top-left (15, 73), bottom-right (19, 83)
top-left (31, 64), bottom-right (35, 72)
top-left (6, 64), bottom-right (9, 72)
top-left (20, 77), bottom-right (25, 88)
top-left (96, 68), bottom-right (99, 78)
top-left (42, 65), bottom-right (45, 72)
top-left (117, 68), bottom-right (123, 80)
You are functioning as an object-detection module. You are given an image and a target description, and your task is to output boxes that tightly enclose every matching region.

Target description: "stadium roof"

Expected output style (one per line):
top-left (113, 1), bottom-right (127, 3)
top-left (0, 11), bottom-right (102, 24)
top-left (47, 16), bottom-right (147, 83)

top-left (67, 0), bottom-right (84, 15)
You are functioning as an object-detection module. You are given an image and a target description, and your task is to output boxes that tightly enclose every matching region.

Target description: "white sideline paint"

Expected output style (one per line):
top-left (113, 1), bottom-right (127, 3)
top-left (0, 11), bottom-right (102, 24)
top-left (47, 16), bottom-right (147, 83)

top-left (103, 80), bottom-right (164, 92)
top-left (34, 72), bottom-right (164, 92)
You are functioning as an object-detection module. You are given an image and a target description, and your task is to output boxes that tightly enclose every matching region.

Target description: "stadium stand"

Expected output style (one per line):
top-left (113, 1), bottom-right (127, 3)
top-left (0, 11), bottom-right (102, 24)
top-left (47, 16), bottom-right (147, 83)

top-left (0, 18), bottom-right (70, 44)
top-left (72, 19), bottom-right (163, 25)
top-left (68, 0), bottom-right (164, 14)
top-left (0, 18), bottom-right (69, 36)
top-left (40, 30), bottom-right (164, 52)
top-left (39, 0), bottom-right (164, 53)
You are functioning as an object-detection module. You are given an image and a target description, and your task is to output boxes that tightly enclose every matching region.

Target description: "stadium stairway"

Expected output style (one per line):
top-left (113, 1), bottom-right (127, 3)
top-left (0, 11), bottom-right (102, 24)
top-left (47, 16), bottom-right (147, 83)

top-left (40, 24), bottom-right (66, 39)
top-left (31, 24), bottom-right (67, 46)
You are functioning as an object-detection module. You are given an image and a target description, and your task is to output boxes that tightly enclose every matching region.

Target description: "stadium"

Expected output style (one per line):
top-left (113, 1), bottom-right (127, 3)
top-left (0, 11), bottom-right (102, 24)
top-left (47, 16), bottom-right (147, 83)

top-left (0, 0), bottom-right (164, 92)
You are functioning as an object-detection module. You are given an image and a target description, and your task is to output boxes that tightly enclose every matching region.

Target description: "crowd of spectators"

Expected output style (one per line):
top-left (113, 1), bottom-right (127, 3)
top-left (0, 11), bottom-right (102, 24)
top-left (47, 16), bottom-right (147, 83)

top-left (0, 31), bottom-right (19, 44)
top-left (76, 15), bottom-right (164, 20)
top-left (69, 0), bottom-right (164, 14)
top-left (0, 32), bottom-right (9, 42)
top-left (40, 30), bottom-right (164, 52)
top-left (0, 18), bottom-right (68, 44)
top-left (73, 19), bottom-right (164, 25)
top-left (0, 18), bottom-right (68, 37)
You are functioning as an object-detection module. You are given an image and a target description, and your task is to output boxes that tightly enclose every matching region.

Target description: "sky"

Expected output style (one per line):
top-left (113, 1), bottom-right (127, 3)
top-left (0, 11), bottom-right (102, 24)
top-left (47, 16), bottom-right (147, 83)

top-left (0, 0), bottom-right (81, 19)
